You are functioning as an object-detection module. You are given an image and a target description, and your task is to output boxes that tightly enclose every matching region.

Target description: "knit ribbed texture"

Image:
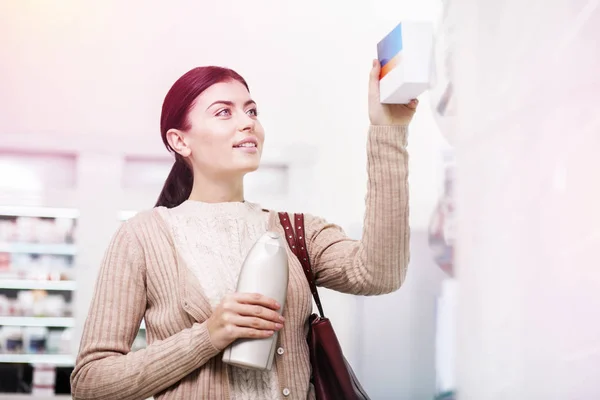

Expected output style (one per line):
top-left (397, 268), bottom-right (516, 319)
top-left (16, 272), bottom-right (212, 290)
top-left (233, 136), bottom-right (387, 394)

top-left (70, 124), bottom-right (410, 400)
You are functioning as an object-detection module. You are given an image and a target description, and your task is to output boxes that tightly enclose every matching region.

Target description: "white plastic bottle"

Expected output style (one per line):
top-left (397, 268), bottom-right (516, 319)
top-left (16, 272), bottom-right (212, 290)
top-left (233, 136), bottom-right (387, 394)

top-left (222, 231), bottom-right (289, 371)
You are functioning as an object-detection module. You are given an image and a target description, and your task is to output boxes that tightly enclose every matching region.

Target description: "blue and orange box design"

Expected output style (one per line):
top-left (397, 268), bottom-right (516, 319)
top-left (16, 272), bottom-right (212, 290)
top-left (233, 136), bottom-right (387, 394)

top-left (377, 23), bottom-right (403, 80)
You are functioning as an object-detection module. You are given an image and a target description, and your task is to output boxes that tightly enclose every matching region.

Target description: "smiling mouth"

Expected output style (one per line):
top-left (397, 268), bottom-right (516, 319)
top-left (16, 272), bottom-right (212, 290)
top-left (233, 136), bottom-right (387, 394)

top-left (233, 143), bottom-right (257, 148)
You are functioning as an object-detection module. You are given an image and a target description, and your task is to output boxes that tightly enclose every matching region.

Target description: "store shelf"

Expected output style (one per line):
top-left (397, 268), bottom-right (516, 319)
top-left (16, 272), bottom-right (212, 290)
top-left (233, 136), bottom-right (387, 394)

top-left (0, 353), bottom-right (74, 366)
top-left (0, 243), bottom-right (76, 256)
top-left (0, 280), bottom-right (76, 291)
top-left (0, 317), bottom-right (75, 328)
top-left (0, 396), bottom-right (72, 400)
top-left (0, 206), bottom-right (79, 219)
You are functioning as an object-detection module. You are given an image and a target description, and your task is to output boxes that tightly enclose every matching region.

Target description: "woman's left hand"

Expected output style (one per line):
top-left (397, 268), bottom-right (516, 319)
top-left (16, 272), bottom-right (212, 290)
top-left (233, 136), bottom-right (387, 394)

top-left (368, 59), bottom-right (419, 126)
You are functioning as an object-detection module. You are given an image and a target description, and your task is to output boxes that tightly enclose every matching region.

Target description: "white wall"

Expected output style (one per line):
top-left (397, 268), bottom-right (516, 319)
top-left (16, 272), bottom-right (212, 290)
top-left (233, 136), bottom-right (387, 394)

top-left (0, 0), bottom-right (447, 228)
top-left (357, 231), bottom-right (447, 399)
top-left (452, 1), bottom-right (600, 398)
top-left (0, 0), bottom-right (449, 397)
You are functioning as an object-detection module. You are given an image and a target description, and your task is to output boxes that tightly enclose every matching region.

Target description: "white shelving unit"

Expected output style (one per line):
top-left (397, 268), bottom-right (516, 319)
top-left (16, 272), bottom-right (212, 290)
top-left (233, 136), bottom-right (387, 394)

top-left (0, 396), bottom-right (71, 400)
top-left (0, 280), bottom-right (76, 291)
top-left (0, 207), bottom-right (79, 220)
top-left (0, 204), bottom-right (79, 384)
top-left (0, 353), bottom-right (74, 367)
top-left (0, 243), bottom-right (77, 256)
top-left (0, 317), bottom-right (75, 328)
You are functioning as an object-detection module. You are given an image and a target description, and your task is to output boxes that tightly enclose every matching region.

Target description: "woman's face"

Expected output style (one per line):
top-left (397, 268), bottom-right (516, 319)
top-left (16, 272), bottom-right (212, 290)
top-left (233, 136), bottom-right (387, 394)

top-left (168, 80), bottom-right (264, 179)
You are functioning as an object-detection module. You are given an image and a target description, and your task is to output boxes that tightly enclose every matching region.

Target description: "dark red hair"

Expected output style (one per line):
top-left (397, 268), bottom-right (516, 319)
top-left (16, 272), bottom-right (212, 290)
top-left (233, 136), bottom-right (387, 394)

top-left (155, 66), bottom-right (249, 208)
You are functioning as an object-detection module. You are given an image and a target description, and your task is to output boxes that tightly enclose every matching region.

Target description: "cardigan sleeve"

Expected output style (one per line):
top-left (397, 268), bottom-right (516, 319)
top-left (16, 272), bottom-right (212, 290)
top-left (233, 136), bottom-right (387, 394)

top-left (70, 220), bottom-right (221, 400)
top-left (305, 125), bottom-right (410, 296)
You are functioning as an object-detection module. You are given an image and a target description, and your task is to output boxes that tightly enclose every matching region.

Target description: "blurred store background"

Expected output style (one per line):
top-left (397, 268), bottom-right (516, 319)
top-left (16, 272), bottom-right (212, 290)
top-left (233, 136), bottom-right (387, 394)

top-left (0, 0), bottom-right (457, 398)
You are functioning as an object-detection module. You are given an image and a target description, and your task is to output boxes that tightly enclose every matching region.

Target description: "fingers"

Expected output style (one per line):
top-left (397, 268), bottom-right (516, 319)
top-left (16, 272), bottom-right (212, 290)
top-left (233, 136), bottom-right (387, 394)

top-left (226, 313), bottom-right (283, 332)
top-left (232, 292), bottom-right (280, 311)
top-left (227, 302), bottom-right (285, 324)
top-left (407, 98), bottom-right (419, 109)
top-left (218, 293), bottom-right (284, 342)
top-left (235, 327), bottom-right (275, 339)
top-left (211, 293), bottom-right (285, 349)
top-left (222, 322), bottom-right (274, 341)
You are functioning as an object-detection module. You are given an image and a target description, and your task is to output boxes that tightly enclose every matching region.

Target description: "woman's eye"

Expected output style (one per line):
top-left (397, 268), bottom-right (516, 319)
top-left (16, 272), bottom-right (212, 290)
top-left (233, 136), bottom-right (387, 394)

top-left (216, 108), bottom-right (231, 117)
top-left (247, 108), bottom-right (259, 117)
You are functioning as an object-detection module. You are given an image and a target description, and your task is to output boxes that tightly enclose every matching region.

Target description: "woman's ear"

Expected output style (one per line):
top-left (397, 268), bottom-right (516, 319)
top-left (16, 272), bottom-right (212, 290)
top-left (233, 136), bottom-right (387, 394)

top-left (166, 128), bottom-right (192, 157)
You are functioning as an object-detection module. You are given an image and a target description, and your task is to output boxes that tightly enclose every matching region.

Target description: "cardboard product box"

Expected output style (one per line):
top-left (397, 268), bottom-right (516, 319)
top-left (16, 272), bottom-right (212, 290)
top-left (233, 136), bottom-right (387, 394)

top-left (377, 21), bottom-right (434, 104)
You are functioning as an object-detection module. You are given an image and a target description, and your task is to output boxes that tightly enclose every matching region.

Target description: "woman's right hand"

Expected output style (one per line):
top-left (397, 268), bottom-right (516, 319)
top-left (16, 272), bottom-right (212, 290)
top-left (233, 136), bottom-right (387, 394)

top-left (206, 293), bottom-right (285, 351)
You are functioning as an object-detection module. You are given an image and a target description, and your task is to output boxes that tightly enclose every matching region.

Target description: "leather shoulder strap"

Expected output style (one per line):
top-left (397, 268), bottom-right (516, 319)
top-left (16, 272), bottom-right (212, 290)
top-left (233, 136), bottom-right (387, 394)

top-left (278, 212), bottom-right (325, 318)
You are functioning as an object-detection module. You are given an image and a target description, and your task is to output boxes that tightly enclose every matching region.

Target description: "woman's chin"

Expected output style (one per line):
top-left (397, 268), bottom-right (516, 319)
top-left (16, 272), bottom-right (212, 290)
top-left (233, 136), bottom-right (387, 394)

top-left (235, 161), bottom-right (261, 174)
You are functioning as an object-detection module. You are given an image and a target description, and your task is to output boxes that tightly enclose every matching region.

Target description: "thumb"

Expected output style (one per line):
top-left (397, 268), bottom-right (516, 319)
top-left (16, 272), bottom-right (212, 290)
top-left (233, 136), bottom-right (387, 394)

top-left (369, 59), bottom-right (381, 100)
top-left (370, 59), bottom-right (381, 77)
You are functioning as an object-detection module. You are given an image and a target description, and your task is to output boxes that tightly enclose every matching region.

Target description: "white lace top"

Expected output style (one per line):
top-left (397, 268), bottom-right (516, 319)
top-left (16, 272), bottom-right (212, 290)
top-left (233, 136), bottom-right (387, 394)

top-left (161, 200), bottom-right (280, 400)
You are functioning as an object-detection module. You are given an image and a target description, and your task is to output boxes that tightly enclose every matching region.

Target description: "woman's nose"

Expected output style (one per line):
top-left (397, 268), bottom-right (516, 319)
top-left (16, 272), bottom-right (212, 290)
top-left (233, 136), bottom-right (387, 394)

top-left (239, 114), bottom-right (255, 131)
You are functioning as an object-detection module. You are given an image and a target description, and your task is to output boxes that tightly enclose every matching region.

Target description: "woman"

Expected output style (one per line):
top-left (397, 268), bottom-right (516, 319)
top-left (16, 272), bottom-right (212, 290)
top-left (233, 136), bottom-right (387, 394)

top-left (70, 61), bottom-right (417, 400)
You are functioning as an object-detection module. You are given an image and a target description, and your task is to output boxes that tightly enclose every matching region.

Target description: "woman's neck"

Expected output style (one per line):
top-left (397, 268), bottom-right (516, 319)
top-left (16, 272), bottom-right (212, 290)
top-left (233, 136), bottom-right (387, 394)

top-left (187, 172), bottom-right (244, 203)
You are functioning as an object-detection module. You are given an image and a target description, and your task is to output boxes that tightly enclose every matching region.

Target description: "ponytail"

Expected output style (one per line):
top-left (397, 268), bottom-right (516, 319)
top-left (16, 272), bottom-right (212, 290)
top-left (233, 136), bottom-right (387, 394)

top-left (155, 157), bottom-right (193, 208)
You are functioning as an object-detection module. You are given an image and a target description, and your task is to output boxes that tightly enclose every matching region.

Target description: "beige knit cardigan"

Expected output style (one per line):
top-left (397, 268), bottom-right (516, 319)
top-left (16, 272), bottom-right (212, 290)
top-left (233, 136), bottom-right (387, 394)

top-left (70, 125), bottom-right (410, 400)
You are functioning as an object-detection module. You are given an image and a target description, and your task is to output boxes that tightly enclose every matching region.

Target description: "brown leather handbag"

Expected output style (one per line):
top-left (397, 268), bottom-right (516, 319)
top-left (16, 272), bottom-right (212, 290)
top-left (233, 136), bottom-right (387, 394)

top-left (278, 212), bottom-right (371, 400)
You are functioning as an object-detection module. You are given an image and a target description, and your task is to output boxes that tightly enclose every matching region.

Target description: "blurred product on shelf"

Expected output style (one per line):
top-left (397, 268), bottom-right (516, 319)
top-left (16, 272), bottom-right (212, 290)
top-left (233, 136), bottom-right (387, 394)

top-left (428, 157), bottom-right (455, 276)
top-left (0, 213), bottom-right (77, 281)
top-left (26, 327), bottom-right (49, 353)
top-left (0, 217), bottom-right (76, 245)
top-left (32, 364), bottom-right (57, 396)
top-left (0, 291), bottom-right (71, 318)
top-left (0, 253), bottom-right (74, 281)
top-left (46, 330), bottom-right (65, 354)
top-left (1, 326), bottom-right (23, 353)
top-left (0, 295), bottom-right (7, 315)
top-left (0, 327), bottom-right (73, 356)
